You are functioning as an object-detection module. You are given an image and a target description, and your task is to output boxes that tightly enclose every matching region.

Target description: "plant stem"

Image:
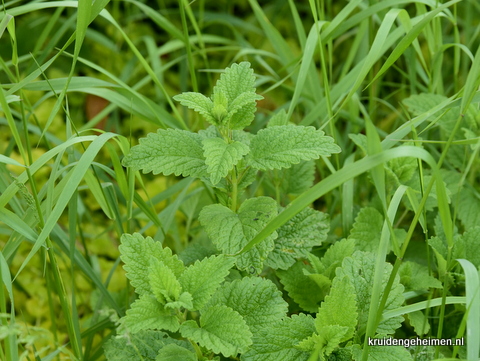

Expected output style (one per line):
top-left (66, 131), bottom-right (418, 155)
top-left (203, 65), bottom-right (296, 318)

top-left (231, 166), bottom-right (238, 212)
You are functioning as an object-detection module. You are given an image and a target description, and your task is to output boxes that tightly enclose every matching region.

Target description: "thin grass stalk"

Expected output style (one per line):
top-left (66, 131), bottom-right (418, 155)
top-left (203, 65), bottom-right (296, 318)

top-left (309, 0), bottom-right (338, 168)
top-left (179, 0), bottom-right (198, 93)
top-left (366, 112), bottom-right (463, 360)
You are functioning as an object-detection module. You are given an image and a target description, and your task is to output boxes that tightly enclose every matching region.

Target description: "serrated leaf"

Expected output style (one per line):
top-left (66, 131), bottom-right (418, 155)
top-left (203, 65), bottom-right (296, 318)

top-left (164, 292), bottom-right (193, 310)
top-left (335, 251), bottom-right (404, 336)
top-left (398, 261), bottom-right (442, 291)
top-left (457, 187), bottom-right (480, 230)
top-left (205, 277), bottom-right (288, 335)
top-left (303, 271), bottom-right (332, 297)
top-left (104, 330), bottom-right (169, 361)
top-left (202, 138), bottom-right (250, 185)
top-left (241, 314), bottom-right (316, 361)
top-left (214, 62), bottom-right (257, 103)
top-left (277, 261), bottom-right (327, 312)
top-left (198, 125), bottom-right (221, 139)
top-left (156, 344), bottom-right (197, 361)
top-left (226, 93), bottom-right (263, 130)
top-left (122, 129), bottom-right (207, 178)
top-left (428, 236), bottom-right (448, 278)
top-left (178, 254), bottom-right (235, 311)
top-left (462, 226), bottom-right (480, 268)
top-left (265, 208), bottom-right (329, 270)
top-left (386, 155), bottom-right (417, 190)
top-left (347, 207), bottom-right (384, 253)
top-left (210, 62), bottom-right (262, 130)
top-left (249, 126), bottom-right (341, 170)
top-left (119, 233), bottom-right (185, 296)
top-left (225, 90), bottom-right (263, 118)
top-left (316, 275), bottom-right (357, 343)
top-left (173, 92), bottom-right (217, 126)
top-left (279, 161), bottom-right (315, 195)
top-left (180, 305), bottom-right (252, 357)
top-left (297, 325), bottom-right (349, 356)
top-left (232, 129), bottom-right (254, 145)
top-left (407, 310), bottom-right (430, 336)
top-left (403, 93), bottom-right (457, 133)
top-left (119, 295), bottom-right (180, 333)
top-left (149, 257), bottom-right (182, 304)
top-left (403, 93), bottom-right (448, 117)
top-left (314, 238), bottom-right (356, 279)
top-left (268, 109), bottom-right (289, 127)
top-left (199, 197), bottom-right (277, 272)
top-left (349, 133), bottom-right (368, 155)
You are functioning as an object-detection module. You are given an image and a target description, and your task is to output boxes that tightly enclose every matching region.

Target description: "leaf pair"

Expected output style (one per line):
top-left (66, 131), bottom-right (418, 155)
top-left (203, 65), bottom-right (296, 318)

top-left (173, 62), bottom-right (263, 130)
top-left (122, 124), bottom-right (340, 187)
top-left (118, 233), bottom-right (235, 331)
top-left (122, 62), bottom-right (341, 188)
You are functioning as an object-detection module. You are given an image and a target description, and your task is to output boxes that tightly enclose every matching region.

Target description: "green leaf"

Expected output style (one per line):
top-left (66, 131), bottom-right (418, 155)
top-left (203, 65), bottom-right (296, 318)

top-left (457, 187), bottom-right (480, 230)
top-left (403, 93), bottom-right (449, 117)
top-left (205, 277), bottom-right (288, 335)
top-left (336, 251), bottom-right (404, 336)
top-left (297, 326), bottom-right (349, 356)
top-left (202, 138), bottom-right (250, 185)
top-left (277, 261), bottom-right (326, 312)
top-left (386, 155), bottom-right (417, 188)
top-left (402, 93), bottom-right (479, 136)
top-left (316, 275), bottom-right (357, 343)
top-left (225, 91), bottom-right (263, 130)
top-left (211, 91), bottom-right (229, 123)
top-left (347, 207), bottom-right (384, 253)
top-left (225, 90), bottom-right (262, 117)
top-left (179, 305), bottom-right (252, 357)
top-left (214, 62), bottom-right (257, 103)
top-left (265, 208), bottom-right (329, 270)
top-left (122, 129), bottom-right (207, 178)
top-left (0, 154), bottom-right (25, 168)
top-left (462, 226), bottom-right (480, 268)
top-left (173, 92), bottom-right (217, 126)
top-left (164, 292), bottom-right (194, 311)
top-left (149, 257), bottom-right (182, 304)
top-left (119, 233), bottom-right (185, 296)
top-left (212, 62), bottom-right (262, 129)
top-left (407, 310), bottom-right (430, 336)
top-left (119, 295), bottom-right (180, 333)
top-left (349, 133), bottom-right (368, 155)
top-left (199, 197), bottom-right (278, 272)
top-left (268, 109), bottom-right (289, 127)
top-left (279, 161), bottom-right (315, 195)
top-left (352, 343), bottom-right (413, 361)
top-left (398, 261), bottom-right (442, 291)
top-left (249, 125), bottom-right (341, 170)
top-left (313, 238), bottom-right (356, 279)
top-left (428, 237), bottom-right (448, 278)
top-left (178, 254), bottom-right (236, 311)
top-left (104, 330), bottom-right (169, 361)
top-left (156, 344), bottom-right (197, 361)
top-left (241, 313), bottom-right (316, 361)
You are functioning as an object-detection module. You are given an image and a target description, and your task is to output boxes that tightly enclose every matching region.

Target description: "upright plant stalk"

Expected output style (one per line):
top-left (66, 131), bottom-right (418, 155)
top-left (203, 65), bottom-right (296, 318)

top-left (309, 0), bottom-right (338, 169)
top-left (179, 0), bottom-right (198, 93)
top-left (363, 112), bottom-right (463, 361)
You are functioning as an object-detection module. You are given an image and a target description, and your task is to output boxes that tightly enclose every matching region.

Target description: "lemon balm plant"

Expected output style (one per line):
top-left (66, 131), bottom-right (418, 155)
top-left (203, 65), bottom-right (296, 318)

top-left (104, 62), bottom-right (343, 360)
top-left (121, 62), bottom-right (341, 274)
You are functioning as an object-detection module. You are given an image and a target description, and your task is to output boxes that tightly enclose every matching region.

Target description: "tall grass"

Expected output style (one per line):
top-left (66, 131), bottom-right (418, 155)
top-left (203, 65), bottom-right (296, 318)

top-left (1, 0), bottom-right (479, 360)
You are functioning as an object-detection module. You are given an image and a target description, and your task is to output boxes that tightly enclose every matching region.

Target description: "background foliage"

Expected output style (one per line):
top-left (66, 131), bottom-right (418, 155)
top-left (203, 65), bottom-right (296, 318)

top-left (1, 0), bottom-right (480, 360)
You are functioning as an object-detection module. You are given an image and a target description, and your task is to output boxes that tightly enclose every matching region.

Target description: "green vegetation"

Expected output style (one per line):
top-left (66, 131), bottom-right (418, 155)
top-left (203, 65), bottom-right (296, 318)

top-left (1, 0), bottom-right (480, 360)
